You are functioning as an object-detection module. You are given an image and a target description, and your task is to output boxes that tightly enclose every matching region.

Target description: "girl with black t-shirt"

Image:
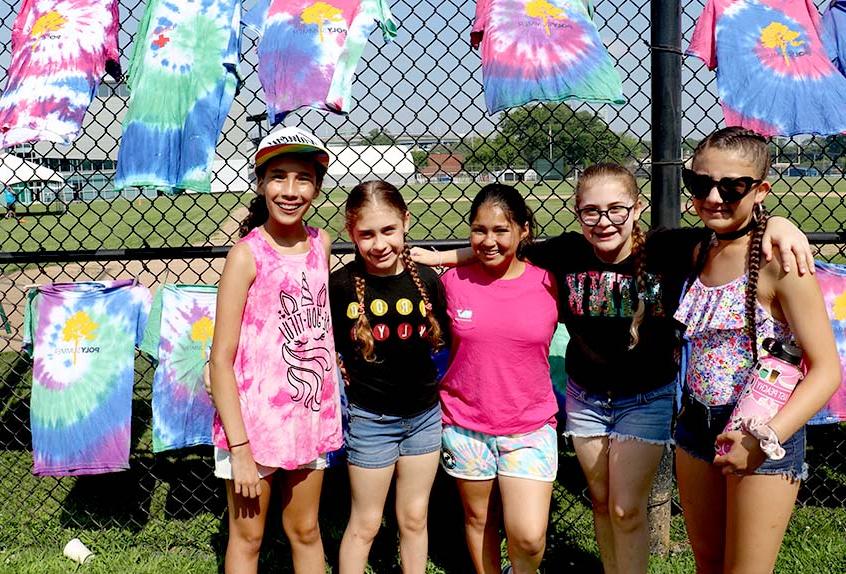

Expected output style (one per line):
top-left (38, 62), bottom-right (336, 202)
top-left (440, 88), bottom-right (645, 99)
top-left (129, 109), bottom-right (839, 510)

top-left (412, 164), bottom-right (812, 574)
top-left (331, 181), bottom-right (449, 574)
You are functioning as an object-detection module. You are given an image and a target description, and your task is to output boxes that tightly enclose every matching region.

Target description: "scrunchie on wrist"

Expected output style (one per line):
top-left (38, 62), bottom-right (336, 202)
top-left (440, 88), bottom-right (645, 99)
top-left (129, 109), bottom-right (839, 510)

top-left (742, 418), bottom-right (785, 460)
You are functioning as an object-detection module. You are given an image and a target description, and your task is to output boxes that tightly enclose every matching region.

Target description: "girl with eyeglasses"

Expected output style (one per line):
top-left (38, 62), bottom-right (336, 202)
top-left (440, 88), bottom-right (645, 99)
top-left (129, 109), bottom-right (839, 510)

top-left (413, 163), bottom-right (812, 574)
top-left (674, 127), bottom-right (839, 573)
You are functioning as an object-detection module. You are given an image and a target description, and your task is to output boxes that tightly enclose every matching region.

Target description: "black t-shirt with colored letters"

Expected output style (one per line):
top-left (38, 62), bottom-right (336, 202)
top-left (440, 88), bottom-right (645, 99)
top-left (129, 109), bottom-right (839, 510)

top-left (523, 228), bottom-right (705, 396)
top-left (329, 262), bottom-right (449, 416)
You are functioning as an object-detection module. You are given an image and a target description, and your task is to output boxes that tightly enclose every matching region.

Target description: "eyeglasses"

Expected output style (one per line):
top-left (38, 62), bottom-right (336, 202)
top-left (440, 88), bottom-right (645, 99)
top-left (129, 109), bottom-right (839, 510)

top-left (576, 205), bottom-right (635, 227)
top-left (682, 168), bottom-right (762, 203)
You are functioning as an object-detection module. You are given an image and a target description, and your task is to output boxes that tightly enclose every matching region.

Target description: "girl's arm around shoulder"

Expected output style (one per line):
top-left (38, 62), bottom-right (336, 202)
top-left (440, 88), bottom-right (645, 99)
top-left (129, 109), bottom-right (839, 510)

top-left (766, 256), bottom-right (841, 441)
top-left (209, 243), bottom-right (262, 498)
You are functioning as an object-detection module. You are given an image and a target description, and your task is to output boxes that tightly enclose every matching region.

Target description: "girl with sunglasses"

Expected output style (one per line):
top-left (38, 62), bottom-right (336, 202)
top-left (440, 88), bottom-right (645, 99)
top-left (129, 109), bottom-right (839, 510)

top-left (413, 163), bottom-right (812, 574)
top-left (675, 127), bottom-right (839, 574)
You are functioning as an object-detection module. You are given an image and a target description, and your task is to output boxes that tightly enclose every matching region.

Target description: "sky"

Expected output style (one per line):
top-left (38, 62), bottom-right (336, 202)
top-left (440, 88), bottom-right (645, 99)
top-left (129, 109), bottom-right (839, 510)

top-left (0, 0), bottom-right (831, 152)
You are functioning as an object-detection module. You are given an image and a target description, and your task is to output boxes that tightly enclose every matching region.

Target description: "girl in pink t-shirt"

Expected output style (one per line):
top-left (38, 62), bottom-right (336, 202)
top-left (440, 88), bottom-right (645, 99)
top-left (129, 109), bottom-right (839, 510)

top-left (438, 184), bottom-right (559, 574)
top-left (209, 127), bottom-right (342, 574)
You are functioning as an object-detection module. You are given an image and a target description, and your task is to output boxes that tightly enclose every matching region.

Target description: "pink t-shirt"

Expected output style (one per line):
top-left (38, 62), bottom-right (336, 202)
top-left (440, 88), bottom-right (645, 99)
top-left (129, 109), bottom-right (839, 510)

top-left (212, 226), bottom-right (342, 469)
top-left (440, 262), bottom-right (559, 435)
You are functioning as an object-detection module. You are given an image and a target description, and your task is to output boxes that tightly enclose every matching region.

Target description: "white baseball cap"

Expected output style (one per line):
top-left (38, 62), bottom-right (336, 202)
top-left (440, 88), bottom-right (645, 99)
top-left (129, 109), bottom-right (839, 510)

top-left (254, 126), bottom-right (331, 173)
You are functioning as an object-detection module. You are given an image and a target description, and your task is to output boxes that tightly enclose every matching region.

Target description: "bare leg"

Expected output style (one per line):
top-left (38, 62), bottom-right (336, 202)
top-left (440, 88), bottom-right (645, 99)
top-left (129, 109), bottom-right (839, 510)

top-left (456, 478), bottom-right (503, 574)
top-left (498, 475), bottom-right (553, 574)
top-left (607, 439), bottom-right (665, 574)
top-left (676, 448), bottom-right (727, 574)
top-left (339, 463), bottom-right (395, 574)
top-left (394, 452), bottom-right (440, 573)
top-left (725, 473), bottom-right (799, 574)
top-left (572, 436), bottom-right (616, 573)
top-left (224, 476), bottom-right (274, 574)
top-left (280, 469), bottom-right (326, 574)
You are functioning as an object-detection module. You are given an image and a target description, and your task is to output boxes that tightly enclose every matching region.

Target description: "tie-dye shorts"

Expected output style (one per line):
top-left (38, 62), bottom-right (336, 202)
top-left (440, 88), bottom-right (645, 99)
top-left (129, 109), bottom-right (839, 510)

top-left (440, 424), bottom-right (558, 482)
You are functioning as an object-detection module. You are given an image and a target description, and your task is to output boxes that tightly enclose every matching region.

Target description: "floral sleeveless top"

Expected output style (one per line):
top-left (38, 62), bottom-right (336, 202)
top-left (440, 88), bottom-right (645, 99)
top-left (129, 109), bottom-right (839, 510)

top-left (675, 274), bottom-right (793, 406)
top-left (212, 226), bottom-right (342, 468)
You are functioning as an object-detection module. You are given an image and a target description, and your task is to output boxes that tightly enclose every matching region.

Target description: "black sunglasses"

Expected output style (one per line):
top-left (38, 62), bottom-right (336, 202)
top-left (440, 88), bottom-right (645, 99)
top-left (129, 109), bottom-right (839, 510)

top-left (682, 168), bottom-right (762, 203)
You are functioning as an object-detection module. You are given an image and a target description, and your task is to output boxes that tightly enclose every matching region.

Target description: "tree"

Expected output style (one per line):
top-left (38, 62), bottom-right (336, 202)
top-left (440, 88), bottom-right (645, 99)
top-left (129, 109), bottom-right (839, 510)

top-left (62, 311), bottom-right (97, 366)
top-left (361, 128), bottom-right (396, 145)
top-left (482, 103), bottom-right (640, 173)
top-left (411, 150), bottom-right (429, 169)
top-left (190, 316), bottom-right (215, 359)
top-left (300, 2), bottom-right (344, 44)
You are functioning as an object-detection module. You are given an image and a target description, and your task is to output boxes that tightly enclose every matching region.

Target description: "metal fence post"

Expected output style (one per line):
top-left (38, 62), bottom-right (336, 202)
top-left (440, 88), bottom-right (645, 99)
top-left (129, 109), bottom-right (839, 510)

top-left (650, 0), bottom-right (682, 230)
top-left (648, 0), bottom-right (682, 556)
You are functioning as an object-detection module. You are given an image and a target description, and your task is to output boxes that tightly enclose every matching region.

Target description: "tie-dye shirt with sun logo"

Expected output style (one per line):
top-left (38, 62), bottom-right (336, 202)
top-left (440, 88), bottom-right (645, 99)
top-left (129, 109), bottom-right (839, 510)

top-left (140, 284), bottom-right (217, 453)
top-left (244, 0), bottom-right (396, 125)
top-left (23, 280), bottom-right (151, 476)
top-left (0, 0), bottom-right (121, 148)
top-left (471, 0), bottom-right (624, 114)
top-left (808, 262), bottom-right (846, 425)
top-left (689, 0), bottom-right (846, 136)
top-left (114, 0), bottom-right (241, 192)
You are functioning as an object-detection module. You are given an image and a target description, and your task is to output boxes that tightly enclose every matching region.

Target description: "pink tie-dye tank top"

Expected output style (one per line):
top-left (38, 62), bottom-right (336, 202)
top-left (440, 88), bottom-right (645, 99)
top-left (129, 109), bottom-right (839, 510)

top-left (212, 225), bottom-right (342, 469)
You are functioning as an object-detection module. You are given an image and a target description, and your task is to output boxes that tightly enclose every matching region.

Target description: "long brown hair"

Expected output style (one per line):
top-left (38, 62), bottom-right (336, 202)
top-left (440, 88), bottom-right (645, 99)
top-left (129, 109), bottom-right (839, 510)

top-left (345, 180), bottom-right (443, 362)
top-left (576, 163), bottom-right (647, 349)
top-left (690, 127), bottom-right (771, 362)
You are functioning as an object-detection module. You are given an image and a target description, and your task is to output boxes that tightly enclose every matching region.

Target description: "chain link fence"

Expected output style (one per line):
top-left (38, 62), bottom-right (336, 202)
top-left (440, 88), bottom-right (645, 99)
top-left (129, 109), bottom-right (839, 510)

top-left (0, 0), bottom-right (844, 570)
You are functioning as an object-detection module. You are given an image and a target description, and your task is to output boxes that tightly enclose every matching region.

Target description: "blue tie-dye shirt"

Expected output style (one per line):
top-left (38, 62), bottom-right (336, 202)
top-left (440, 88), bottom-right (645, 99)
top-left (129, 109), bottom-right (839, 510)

top-left (140, 284), bottom-right (217, 453)
top-left (114, 0), bottom-right (241, 193)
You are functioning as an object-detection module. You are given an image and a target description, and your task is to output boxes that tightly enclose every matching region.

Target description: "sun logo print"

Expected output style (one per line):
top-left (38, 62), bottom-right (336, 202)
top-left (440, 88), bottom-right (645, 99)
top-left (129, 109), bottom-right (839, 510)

top-left (190, 316), bottom-right (214, 359)
top-left (61, 311), bottom-right (98, 366)
top-left (760, 21), bottom-right (804, 67)
top-left (30, 11), bottom-right (66, 51)
top-left (301, 2), bottom-right (345, 43)
top-left (525, 0), bottom-right (567, 37)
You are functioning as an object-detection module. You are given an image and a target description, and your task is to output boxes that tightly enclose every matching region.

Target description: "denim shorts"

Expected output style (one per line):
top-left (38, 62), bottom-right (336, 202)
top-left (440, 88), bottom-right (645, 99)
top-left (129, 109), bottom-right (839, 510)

top-left (563, 379), bottom-right (675, 445)
top-left (674, 395), bottom-right (808, 481)
top-left (345, 402), bottom-right (442, 469)
top-left (440, 424), bottom-right (558, 482)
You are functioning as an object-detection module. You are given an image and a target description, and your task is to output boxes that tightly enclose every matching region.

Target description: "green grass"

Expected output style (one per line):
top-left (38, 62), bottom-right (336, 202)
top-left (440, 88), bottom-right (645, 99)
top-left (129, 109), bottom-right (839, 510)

top-left (5, 177), bottom-right (846, 257)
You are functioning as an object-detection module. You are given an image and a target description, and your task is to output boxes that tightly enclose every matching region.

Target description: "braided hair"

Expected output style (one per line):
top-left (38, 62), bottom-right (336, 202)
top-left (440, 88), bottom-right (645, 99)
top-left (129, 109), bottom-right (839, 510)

top-left (690, 126), bottom-right (771, 363)
top-left (238, 152), bottom-right (326, 238)
top-left (346, 180), bottom-right (444, 362)
top-left (576, 163), bottom-right (648, 348)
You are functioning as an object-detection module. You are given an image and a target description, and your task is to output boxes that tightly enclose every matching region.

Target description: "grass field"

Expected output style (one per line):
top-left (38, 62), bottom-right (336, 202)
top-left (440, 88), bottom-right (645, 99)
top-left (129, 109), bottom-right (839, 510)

top-left (4, 177), bottom-right (846, 256)
top-left (0, 352), bottom-right (844, 574)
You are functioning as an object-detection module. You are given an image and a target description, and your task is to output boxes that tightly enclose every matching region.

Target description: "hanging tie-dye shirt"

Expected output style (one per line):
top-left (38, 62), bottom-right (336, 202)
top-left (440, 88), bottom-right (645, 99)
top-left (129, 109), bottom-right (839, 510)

top-left (244, 0), bottom-right (397, 125)
top-left (114, 0), bottom-right (240, 193)
top-left (688, 0), bottom-right (846, 136)
top-left (809, 261), bottom-right (846, 425)
top-left (23, 280), bottom-right (151, 476)
top-left (471, 0), bottom-right (624, 114)
top-left (822, 0), bottom-right (846, 76)
top-left (140, 284), bottom-right (217, 452)
top-left (0, 0), bottom-right (121, 148)
top-left (211, 226), bottom-right (342, 468)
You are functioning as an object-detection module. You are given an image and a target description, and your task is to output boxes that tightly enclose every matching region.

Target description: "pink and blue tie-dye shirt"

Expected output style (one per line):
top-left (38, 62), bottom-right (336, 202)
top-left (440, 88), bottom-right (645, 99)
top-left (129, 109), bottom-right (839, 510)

top-left (23, 280), bottom-right (151, 476)
top-left (0, 0), bottom-right (121, 148)
top-left (689, 0), bottom-right (846, 136)
top-left (471, 0), bottom-right (624, 114)
top-left (809, 261), bottom-right (846, 425)
top-left (140, 284), bottom-right (217, 453)
top-left (211, 226), bottom-right (342, 468)
top-left (244, 0), bottom-right (397, 125)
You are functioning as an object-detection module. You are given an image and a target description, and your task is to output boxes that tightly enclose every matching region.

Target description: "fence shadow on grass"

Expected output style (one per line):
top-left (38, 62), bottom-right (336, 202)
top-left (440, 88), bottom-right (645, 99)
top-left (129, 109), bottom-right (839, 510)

top-left (59, 466), bottom-right (157, 531)
top-left (0, 351), bottom-right (31, 451)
